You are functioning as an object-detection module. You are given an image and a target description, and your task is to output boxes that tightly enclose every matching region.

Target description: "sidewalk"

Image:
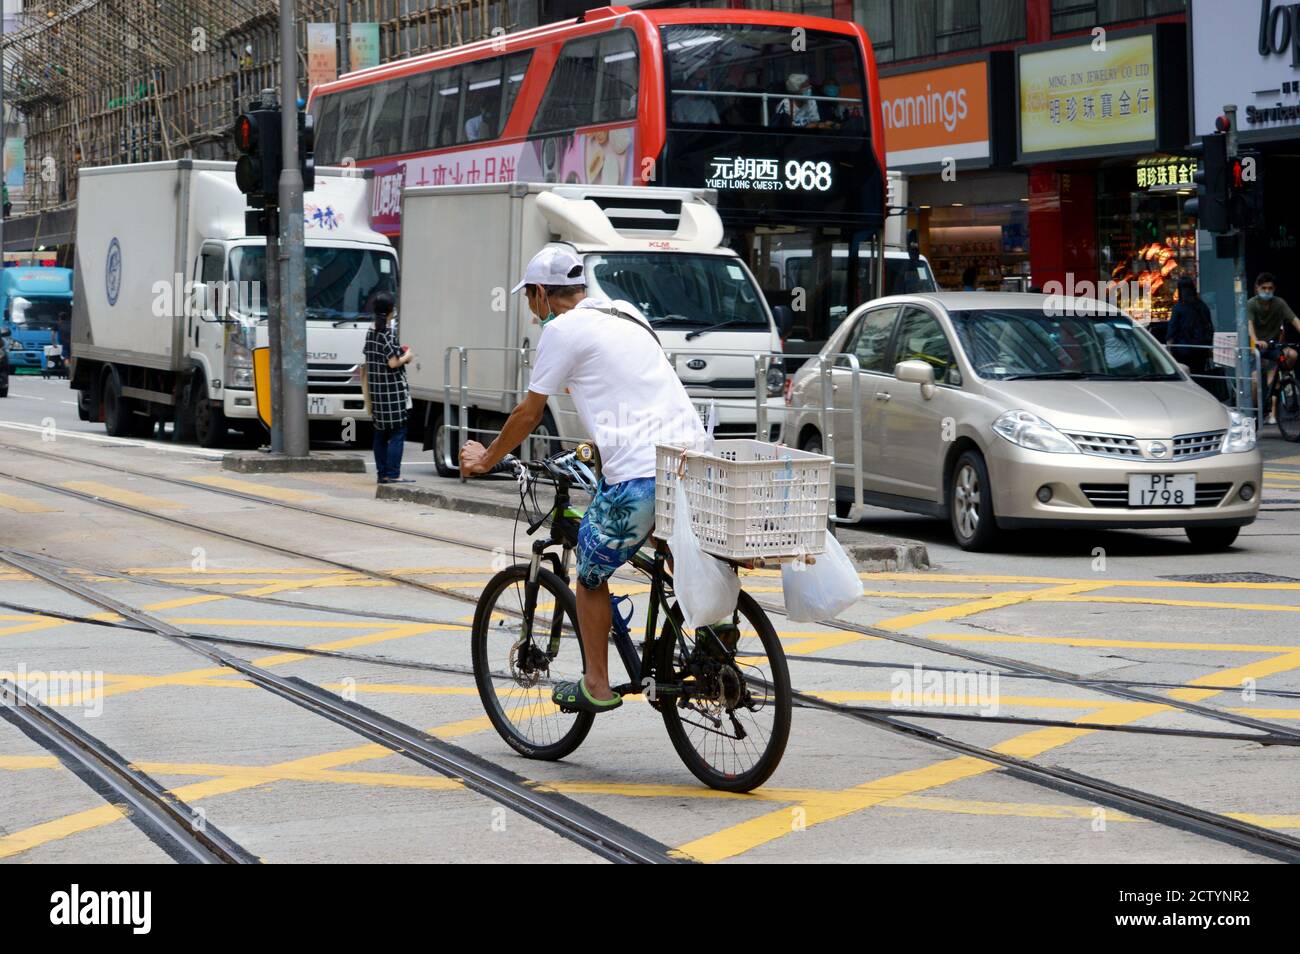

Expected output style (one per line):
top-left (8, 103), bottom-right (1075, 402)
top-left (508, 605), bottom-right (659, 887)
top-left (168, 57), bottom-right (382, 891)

top-left (376, 473), bottom-right (931, 571)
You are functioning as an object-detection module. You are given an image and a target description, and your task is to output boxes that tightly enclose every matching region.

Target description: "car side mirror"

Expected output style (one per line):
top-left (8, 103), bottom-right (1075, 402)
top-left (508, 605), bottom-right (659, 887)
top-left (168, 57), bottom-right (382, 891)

top-left (1176, 362), bottom-right (1191, 377)
top-left (895, 359), bottom-right (936, 399)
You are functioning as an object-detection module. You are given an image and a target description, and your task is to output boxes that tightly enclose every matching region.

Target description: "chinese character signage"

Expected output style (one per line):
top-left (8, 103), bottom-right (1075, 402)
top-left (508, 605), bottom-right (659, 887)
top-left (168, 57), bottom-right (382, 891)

top-left (1135, 156), bottom-right (1194, 190)
top-left (704, 157), bottom-right (833, 193)
top-left (1019, 34), bottom-right (1158, 159)
top-left (306, 23), bottom-right (337, 91)
top-left (349, 23), bottom-right (380, 72)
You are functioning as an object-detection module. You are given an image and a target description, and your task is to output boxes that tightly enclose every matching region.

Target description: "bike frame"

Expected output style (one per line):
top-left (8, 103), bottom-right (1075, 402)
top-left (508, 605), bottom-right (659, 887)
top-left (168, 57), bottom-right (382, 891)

top-left (517, 472), bottom-right (687, 702)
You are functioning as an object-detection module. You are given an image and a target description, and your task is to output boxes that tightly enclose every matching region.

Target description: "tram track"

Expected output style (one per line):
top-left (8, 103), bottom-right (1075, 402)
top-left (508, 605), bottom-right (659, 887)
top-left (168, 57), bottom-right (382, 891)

top-left (5, 441), bottom-right (1300, 861)
top-left (0, 549), bottom-right (686, 865)
top-left (0, 676), bottom-right (259, 864)
top-left (3, 441), bottom-right (1298, 741)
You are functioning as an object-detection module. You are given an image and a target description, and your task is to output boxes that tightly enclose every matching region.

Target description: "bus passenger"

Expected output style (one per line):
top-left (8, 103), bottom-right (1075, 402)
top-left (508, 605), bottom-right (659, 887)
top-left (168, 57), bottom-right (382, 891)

top-left (672, 68), bottom-right (720, 125)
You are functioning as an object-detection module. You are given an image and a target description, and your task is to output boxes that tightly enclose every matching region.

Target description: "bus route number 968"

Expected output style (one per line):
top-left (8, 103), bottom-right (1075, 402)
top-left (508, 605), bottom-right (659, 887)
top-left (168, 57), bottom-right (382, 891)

top-left (784, 160), bottom-right (833, 193)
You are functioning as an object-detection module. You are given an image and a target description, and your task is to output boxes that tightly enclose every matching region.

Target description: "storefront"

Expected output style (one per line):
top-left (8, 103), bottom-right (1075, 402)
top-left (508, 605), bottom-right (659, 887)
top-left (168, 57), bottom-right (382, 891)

top-left (1016, 24), bottom-right (1191, 323)
top-left (878, 53), bottom-right (1024, 291)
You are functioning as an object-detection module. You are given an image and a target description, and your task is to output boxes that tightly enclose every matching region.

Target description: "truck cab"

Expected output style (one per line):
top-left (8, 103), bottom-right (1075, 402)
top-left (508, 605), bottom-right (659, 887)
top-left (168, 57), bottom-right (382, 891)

top-left (1, 267), bottom-right (73, 373)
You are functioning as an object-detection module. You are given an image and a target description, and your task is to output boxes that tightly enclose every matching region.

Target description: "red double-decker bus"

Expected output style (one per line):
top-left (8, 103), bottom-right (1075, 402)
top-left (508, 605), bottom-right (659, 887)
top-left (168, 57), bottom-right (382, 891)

top-left (308, 6), bottom-right (887, 347)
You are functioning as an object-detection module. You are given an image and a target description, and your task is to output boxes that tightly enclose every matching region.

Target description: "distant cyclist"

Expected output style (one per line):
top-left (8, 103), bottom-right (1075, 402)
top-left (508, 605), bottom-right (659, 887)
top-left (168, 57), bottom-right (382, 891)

top-left (459, 246), bottom-right (705, 714)
top-left (1247, 272), bottom-right (1300, 424)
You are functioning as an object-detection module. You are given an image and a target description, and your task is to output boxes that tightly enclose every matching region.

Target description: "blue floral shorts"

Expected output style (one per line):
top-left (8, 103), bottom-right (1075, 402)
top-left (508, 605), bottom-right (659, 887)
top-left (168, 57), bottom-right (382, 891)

top-left (576, 477), bottom-right (657, 590)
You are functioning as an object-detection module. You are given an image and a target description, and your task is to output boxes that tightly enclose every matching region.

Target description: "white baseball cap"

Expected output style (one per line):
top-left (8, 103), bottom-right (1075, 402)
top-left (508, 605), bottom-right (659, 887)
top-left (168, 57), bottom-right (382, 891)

top-left (510, 245), bottom-right (586, 294)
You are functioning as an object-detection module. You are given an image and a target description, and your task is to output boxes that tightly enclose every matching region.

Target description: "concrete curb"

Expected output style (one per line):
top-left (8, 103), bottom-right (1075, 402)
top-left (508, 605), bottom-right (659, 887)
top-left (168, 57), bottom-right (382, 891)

top-left (377, 481), bottom-right (931, 571)
top-left (375, 481), bottom-right (523, 519)
top-left (224, 451), bottom-right (367, 474)
top-left (843, 539), bottom-right (931, 572)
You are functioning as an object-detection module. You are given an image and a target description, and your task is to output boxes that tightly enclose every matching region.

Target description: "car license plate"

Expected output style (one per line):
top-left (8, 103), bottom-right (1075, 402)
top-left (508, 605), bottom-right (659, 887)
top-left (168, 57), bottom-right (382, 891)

top-left (1128, 474), bottom-right (1195, 507)
top-left (309, 396), bottom-right (329, 416)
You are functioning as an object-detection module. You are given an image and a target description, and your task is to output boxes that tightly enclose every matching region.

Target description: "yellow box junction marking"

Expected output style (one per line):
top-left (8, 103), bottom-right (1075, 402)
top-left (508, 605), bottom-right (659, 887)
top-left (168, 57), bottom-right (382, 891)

top-left (61, 480), bottom-right (185, 510)
top-left (188, 474), bottom-right (322, 503)
top-left (0, 491), bottom-right (58, 513)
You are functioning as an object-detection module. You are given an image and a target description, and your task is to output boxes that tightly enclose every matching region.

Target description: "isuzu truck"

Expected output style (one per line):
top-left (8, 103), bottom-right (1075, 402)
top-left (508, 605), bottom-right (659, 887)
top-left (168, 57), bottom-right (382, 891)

top-left (71, 160), bottom-right (398, 446)
top-left (399, 182), bottom-right (785, 475)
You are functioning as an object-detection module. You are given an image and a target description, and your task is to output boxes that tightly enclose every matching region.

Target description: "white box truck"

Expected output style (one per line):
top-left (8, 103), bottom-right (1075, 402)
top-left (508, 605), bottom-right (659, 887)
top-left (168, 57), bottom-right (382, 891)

top-left (398, 182), bottom-right (785, 476)
top-left (70, 159), bottom-right (398, 446)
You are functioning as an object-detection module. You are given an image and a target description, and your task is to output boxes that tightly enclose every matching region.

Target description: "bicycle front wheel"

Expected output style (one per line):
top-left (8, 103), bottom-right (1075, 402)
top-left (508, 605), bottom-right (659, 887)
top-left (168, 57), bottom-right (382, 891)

top-left (655, 589), bottom-right (792, 793)
top-left (471, 565), bottom-right (594, 760)
top-left (1277, 377), bottom-right (1300, 442)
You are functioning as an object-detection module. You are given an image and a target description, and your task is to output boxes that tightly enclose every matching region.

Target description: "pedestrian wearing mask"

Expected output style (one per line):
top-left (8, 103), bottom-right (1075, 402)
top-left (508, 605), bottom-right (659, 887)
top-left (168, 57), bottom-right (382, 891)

top-left (361, 292), bottom-right (414, 483)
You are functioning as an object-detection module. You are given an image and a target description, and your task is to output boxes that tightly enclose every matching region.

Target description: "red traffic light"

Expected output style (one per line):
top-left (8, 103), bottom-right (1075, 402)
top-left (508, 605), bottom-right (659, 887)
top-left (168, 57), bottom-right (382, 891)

top-left (1214, 114), bottom-right (1232, 133)
top-left (234, 114), bottom-right (257, 153)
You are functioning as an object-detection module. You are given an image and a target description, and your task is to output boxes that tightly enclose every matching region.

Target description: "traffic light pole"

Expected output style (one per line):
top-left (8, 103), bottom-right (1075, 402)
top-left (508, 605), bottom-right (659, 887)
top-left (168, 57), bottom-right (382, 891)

top-left (265, 208), bottom-right (284, 453)
top-left (1223, 105), bottom-right (1254, 422)
top-left (279, 0), bottom-right (309, 458)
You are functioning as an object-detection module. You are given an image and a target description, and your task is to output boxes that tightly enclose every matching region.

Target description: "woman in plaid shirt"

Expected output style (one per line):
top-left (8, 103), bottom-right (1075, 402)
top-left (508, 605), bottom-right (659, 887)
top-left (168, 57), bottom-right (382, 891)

top-left (362, 293), bottom-right (414, 483)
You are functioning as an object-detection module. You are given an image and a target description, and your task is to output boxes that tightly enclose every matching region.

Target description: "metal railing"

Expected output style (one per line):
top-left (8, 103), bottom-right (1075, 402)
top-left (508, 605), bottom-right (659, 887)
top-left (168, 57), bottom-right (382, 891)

top-left (438, 345), bottom-right (794, 479)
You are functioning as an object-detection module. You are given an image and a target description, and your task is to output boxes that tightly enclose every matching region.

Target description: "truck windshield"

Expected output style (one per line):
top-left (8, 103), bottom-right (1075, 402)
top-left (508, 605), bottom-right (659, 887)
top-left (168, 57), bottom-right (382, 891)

top-left (585, 252), bottom-right (769, 332)
top-left (948, 309), bottom-right (1180, 381)
top-left (228, 246), bottom-right (398, 320)
top-left (9, 296), bottom-right (70, 332)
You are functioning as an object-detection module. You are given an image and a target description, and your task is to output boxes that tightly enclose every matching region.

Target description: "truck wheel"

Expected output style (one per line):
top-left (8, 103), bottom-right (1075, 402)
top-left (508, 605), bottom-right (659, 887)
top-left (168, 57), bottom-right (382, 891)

top-left (102, 368), bottom-right (138, 437)
top-left (526, 408), bottom-right (561, 462)
top-left (194, 395), bottom-right (228, 448)
top-left (76, 389), bottom-right (94, 421)
top-left (433, 416), bottom-right (461, 478)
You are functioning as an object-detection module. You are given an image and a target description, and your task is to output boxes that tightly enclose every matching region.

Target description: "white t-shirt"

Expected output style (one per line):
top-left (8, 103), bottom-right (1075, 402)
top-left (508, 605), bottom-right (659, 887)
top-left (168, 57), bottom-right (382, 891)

top-left (528, 297), bottom-right (705, 483)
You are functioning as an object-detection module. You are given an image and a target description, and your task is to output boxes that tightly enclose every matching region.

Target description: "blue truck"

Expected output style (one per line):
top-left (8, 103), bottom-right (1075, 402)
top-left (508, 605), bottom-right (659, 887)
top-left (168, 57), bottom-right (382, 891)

top-left (1, 266), bottom-right (73, 375)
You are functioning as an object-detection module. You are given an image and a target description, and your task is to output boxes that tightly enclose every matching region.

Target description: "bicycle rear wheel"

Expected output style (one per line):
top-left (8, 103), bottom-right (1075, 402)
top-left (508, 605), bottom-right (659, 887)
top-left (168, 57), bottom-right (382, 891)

top-left (471, 564), bottom-right (594, 760)
top-left (655, 589), bottom-right (792, 793)
top-left (1277, 377), bottom-right (1300, 442)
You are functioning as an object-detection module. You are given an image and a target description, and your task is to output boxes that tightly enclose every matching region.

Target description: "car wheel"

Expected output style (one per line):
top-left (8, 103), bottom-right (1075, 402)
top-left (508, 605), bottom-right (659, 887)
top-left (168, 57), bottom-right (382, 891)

top-left (1185, 526), bottom-right (1240, 551)
top-left (949, 450), bottom-right (999, 551)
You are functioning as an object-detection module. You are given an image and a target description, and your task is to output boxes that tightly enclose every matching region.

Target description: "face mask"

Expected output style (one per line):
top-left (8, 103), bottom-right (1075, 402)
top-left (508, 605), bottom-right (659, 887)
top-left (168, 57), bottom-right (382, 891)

top-left (1260, 291), bottom-right (1275, 302)
top-left (824, 85), bottom-right (839, 97)
top-left (535, 286), bottom-right (557, 326)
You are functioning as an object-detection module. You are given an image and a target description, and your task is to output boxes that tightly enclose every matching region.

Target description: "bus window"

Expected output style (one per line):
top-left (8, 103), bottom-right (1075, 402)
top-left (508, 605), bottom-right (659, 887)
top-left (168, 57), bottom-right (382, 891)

top-left (501, 52), bottom-right (533, 128)
top-left (366, 78), bottom-right (407, 158)
top-left (313, 94), bottom-right (340, 166)
top-left (403, 73), bottom-right (434, 153)
top-left (463, 60), bottom-right (504, 141)
top-left (532, 37), bottom-right (599, 134)
top-left (336, 87), bottom-right (371, 162)
top-left (595, 32), bottom-right (638, 123)
top-left (431, 67), bottom-right (463, 148)
top-left (662, 24), bottom-right (866, 132)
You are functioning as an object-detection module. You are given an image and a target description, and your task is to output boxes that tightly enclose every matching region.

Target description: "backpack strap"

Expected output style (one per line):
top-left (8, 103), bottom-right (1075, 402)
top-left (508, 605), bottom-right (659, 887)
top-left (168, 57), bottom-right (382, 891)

top-left (591, 305), bottom-right (662, 346)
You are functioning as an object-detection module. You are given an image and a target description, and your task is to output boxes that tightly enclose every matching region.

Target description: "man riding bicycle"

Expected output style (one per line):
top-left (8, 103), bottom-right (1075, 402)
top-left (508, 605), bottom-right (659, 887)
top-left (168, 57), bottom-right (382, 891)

top-left (1248, 272), bottom-right (1300, 425)
top-left (459, 246), bottom-right (705, 714)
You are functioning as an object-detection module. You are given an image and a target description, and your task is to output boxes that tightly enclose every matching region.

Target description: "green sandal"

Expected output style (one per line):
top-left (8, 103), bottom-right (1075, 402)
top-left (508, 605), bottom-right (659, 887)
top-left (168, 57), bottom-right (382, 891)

top-left (552, 678), bottom-right (623, 714)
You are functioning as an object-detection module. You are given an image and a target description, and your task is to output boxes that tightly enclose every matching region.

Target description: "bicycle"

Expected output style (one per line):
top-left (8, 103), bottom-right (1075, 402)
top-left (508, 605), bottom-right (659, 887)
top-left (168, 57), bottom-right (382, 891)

top-left (1261, 341), bottom-right (1300, 442)
top-left (469, 448), bottom-right (792, 793)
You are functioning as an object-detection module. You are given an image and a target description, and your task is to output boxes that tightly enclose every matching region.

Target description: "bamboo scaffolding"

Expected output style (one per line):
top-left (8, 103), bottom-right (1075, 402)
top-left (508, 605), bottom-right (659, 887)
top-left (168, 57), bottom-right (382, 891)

top-left (2, 0), bottom-right (517, 212)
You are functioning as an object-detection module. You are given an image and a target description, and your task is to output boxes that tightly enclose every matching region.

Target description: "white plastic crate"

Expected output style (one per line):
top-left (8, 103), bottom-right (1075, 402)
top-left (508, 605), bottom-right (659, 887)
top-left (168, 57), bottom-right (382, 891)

top-left (655, 439), bottom-right (832, 561)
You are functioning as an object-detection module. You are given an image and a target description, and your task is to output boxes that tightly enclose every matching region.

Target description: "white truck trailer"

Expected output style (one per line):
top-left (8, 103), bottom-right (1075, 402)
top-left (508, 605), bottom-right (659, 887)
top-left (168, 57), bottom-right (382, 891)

top-left (398, 182), bottom-right (785, 476)
top-left (71, 159), bottom-right (398, 446)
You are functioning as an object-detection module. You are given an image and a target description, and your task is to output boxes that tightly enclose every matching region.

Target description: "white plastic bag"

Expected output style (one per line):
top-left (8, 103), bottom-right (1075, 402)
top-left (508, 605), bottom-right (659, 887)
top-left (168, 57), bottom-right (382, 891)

top-left (780, 531), bottom-right (863, 622)
top-left (668, 480), bottom-right (740, 630)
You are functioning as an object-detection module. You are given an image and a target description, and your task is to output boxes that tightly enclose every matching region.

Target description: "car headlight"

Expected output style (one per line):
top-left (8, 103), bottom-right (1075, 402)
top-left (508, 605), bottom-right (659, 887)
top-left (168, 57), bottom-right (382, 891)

top-left (992, 410), bottom-right (1080, 454)
top-left (1222, 409), bottom-right (1257, 453)
top-left (766, 358), bottom-right (786, 397)
top-left (225, 325), bottom-right (254, 389)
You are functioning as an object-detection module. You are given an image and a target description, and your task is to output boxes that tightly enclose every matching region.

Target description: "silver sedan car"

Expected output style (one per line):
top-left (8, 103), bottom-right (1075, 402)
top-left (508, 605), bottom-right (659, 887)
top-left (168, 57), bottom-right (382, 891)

top-left (786, 293), bottom-right (1263, 551)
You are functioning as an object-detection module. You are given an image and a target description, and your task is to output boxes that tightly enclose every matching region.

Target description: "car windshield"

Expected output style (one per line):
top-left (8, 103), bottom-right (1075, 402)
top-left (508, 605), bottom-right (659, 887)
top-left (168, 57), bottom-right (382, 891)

top-left (585, 252), bottom-right (769, 331)
top-left (948, 308), bottom-right (1180, 380)
top-left (9, 296), bottom-right (70, 332)
top-left (229, 246), bottom-right (398, 320)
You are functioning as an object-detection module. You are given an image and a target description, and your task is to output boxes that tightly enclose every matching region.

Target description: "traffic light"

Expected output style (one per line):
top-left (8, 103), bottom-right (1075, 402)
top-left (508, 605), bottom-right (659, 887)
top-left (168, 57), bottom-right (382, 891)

top-left (297, 109), bottom-right (315, 193)
top-left (232, 108), bottom-right (282, 205)
top-left (1185, 131), bottom-right (1230, 234)
top-left (1230, 150), bottom-right (1264, 231)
